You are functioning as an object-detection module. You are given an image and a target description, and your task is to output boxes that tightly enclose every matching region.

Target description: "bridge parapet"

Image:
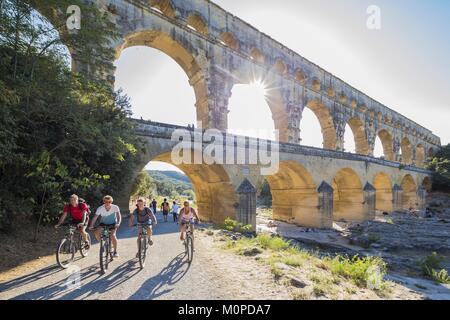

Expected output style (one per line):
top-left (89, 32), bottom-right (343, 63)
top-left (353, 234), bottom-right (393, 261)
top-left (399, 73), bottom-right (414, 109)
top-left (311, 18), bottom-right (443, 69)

top-left (132, 119), bottom-right (431, 174)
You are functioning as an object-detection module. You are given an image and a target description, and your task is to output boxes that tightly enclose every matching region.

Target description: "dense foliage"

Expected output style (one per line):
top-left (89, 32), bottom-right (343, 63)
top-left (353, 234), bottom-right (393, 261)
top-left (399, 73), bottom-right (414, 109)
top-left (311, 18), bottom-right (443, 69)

top-left (147, 170), bottom-right (195, 200)
top-left (427, 144), bottom-right (450, 192)
top-left (0, 0), bottom-right (142, 234)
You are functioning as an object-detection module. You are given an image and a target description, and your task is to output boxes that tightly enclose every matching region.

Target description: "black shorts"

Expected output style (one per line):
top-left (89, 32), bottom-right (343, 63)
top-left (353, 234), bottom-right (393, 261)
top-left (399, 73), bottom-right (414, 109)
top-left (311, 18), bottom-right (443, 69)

top-left (162, 211), bottom-right (169, 216)
top-left (99, 223), bottom-right (117, 230)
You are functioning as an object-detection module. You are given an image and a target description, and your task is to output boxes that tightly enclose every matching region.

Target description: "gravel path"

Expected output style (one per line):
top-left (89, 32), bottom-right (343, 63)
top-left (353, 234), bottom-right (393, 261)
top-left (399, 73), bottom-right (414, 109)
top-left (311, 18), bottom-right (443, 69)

top-left (0, 213), bottom-right (236, 300)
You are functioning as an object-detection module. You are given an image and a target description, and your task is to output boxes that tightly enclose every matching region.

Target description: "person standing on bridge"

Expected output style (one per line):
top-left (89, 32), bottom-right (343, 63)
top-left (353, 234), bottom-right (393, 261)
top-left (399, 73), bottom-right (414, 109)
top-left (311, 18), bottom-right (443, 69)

top-left (129, 199), bottom-right (157, 256)
top-left (161, 198), bottom-right (170, 222)
top-left (89, 195), bottom-right (122, 258)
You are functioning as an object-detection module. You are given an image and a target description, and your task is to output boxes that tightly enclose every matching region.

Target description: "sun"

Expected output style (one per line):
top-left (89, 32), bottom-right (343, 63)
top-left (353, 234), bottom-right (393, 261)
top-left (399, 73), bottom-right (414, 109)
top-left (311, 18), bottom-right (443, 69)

top-left (249, 79), bottom-right (268, 97)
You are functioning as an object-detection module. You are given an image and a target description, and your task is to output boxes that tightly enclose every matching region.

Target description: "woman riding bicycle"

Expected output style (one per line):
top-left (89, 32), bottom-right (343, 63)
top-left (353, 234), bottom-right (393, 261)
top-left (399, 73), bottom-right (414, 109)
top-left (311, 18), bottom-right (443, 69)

top-left (178, 201), bottom-right (200, 241)
top-left (129, 199), bottom-right (157, 257)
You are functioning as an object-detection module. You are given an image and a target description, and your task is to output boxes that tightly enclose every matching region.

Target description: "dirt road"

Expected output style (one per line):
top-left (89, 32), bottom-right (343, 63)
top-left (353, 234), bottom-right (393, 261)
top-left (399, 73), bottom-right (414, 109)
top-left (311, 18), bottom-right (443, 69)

top-left (0, 213), bottom-right (239, 300)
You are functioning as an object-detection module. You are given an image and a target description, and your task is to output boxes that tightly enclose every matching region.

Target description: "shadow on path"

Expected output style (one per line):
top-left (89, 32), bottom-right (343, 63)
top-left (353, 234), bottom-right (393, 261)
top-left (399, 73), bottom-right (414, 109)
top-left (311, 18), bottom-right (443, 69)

top-left (129, 252), bottom-right (190, 300)
top-left (10, 259), bottom-right (141, 300)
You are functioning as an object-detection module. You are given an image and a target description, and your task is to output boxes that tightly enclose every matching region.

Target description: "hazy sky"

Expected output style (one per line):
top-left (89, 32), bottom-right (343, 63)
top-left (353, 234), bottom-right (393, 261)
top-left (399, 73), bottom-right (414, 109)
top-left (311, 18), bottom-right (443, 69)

top-left (114, 0), bottom-right (450, 170)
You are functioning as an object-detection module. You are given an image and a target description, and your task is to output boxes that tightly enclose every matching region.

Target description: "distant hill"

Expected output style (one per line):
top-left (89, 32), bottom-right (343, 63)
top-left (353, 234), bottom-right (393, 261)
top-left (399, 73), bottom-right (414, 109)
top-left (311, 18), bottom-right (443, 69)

top-left (147, 170), bottom-right (194, 199)
top-left (147, 170), bottom-right (190, 184)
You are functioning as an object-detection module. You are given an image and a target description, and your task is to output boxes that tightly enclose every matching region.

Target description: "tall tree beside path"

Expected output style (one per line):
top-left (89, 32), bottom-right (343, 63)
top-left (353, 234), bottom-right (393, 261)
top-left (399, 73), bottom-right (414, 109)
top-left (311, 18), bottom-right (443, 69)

top-left (0, 0), bottom-right (142, 236)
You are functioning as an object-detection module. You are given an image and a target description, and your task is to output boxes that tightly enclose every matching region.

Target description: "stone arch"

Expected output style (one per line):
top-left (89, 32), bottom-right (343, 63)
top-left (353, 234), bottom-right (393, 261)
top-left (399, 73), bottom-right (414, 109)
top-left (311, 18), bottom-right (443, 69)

top-left (128, 150), bottom-right (236, 223)
top-left (295, 69), bottom-right (306, 84)
top-left (339, 92), bottom-right (348, 104)
top-left (186, 12), bottom-right (208, 35)
top-left (377, 129), bottom-right (394, 161)
top-left (149, 0), bottom-right (176, 18)
top-left (302, 100), bottom-right (337, 150)
top-left (250, 48), bottom-right (265, 64)
top-left (116, 30), bottom-right (209, 128)
top-left (219, 32), bottom-right (239, 51)
top-left (400, 174), bottom-right (417, 209)
top-left (422, 176), bottom-right (432, 193)
top-left (274, 59), bottom-right (287, 75)
top-left (332, 168), bottom-right (365, 221)
top-left (373, 172), bottom-right (393, 212)
top-left (401, 137), bottom-right (413, 164)
top-left (347, 118), bottom-right (369, 155)
top-left (416, 144), bottom-right (426, 167)
top-left (312, 78), bottom-right (321, 91)
top-left (265, 161), bottom-right (321, 227)
top-left (428, 147), bottom-right (434, 158)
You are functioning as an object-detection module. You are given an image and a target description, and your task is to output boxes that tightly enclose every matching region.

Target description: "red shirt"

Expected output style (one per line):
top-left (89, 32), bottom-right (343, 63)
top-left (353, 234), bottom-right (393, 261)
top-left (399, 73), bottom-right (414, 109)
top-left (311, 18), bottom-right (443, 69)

top-left (64, 203), bottom-right (88, 220)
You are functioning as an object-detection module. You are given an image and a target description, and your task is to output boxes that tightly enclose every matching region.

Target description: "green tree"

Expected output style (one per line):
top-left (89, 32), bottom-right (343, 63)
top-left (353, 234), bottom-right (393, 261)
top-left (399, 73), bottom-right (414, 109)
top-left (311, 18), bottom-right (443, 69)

top-left (0, 1), bottom-right (142, 234)
top-left (131, 171), bottom-right (156, 199)
top-left (427, 144), bottom-right (450, 192)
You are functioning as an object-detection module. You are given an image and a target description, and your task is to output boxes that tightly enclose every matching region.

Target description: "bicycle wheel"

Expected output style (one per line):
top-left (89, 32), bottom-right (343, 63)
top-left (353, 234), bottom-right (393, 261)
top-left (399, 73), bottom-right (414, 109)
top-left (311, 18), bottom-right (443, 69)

top-left (186, 235), bottom-right (193, 264)
top-left (80, 233), bottom-right (91, 257)
top-left (56, 238), bottom-right (75, 269)
top-left (138, 237), bottom-right (147, 269)
top-left (99, 238), bottom-right (109, 273)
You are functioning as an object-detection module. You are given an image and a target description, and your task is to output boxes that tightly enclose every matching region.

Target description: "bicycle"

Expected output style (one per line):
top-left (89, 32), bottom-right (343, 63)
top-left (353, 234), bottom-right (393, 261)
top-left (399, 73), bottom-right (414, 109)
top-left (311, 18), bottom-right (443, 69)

top-left (135, 223), bottom-right (151, 269)
top-left (56, 223), bottom-right (91, 269)
top-left (183, 220), bottom-right (194, 264)
top-left (98, 224), bottom-right (116, 274)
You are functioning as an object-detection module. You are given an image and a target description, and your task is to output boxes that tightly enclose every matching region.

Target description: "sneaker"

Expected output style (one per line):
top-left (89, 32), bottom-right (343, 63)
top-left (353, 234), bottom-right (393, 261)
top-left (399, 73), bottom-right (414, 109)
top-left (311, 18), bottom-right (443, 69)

top-left (113, 252), bottom-right (119, 258)
top-left (83, 241), bottom-right (90, 250)
top-left (148, 239), bottom-right (154, 246)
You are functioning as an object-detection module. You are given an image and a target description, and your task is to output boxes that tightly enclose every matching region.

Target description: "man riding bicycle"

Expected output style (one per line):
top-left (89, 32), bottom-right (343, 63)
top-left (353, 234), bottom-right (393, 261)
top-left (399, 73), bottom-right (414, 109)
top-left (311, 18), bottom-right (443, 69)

top-left (55, 194), bottom-right (90, 248)
top-left (89, 195), bottom-right (122, 258)
top-left (178, 201), bottom-right (200, 241)
top-left (128, 199), bottom-right (157, 257)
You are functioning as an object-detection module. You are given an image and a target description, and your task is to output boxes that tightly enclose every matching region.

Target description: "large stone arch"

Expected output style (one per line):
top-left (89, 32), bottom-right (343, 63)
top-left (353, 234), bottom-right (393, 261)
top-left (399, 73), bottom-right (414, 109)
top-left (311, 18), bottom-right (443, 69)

top-left (116, 30), bottom-right (209, 128)
top-left (400, 174), bottom-right (417, 209)
top-left (347, 118), bottom-right (369, 155)
top-left (377, 129), bottom-right (394, 161)
top-left (230, 69), bottom-right (289, 142)
top-left (125, 149), bottom-right (237, 223)
top-left (401, 137), bottom-right (413, 165)
top-left (332, 168), bottom-right (365, 221)
top-left (422, 176), bottom-right (432, 193)
top-left (265, 161), bottom-right (321, 227)
top-left (303, 100), bottom-right (337, 150)
top-left (415, 144), bottom-right (426, 167)
top-left (373, 172), bottom-right (393, 212)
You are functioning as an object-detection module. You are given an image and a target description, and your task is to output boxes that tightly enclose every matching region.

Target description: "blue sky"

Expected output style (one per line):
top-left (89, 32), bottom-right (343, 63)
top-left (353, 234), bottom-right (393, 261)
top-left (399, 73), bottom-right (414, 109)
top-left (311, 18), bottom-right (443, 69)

top-left (113, 0), bottom-right (450, 170)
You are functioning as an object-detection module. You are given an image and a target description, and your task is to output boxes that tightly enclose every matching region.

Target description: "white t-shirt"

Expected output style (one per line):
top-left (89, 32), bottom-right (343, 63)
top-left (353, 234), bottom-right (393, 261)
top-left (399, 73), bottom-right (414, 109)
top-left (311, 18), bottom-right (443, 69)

top-left (95, 204), bottom-right (120, 225)
top-left (172, 204), bottom-right (179, 214)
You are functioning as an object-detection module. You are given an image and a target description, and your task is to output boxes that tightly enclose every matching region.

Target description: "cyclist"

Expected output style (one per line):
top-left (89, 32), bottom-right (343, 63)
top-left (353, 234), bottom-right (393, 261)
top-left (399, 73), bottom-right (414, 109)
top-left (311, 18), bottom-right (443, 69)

top-left (178, 201), bottom-right (200, 241)
top-left (89, 195), bottom-right (122, 258)
top-left (161, 198), bottom-right (170, 222)
top-left (55, 194), bottom-right (90, 248)
top-left (128, 199), bottom-right (157, 256)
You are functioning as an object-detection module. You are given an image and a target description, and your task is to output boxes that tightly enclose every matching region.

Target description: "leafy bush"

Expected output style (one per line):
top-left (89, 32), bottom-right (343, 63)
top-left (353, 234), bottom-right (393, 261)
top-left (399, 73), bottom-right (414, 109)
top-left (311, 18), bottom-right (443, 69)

top-left (325, 255), bottom-right (387, 289)
top-left (419, 252), bottom-right (442, 274)
top-left (223, 217), bottom-right (253, 233)
top-left (427, 144), bottom-right (450, 192)
top-left (255, 233), bottom-right (290, 251)
top-left (428, 269), bottom-right (450, 284)
top-left (419, 252), bottom-right (450, 284)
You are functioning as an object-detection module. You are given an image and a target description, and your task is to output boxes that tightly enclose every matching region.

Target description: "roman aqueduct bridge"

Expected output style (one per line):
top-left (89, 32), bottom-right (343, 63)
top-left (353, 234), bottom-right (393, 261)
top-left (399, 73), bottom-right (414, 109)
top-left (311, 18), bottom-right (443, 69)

top-left (36, 0), bottom-right (441, 229)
